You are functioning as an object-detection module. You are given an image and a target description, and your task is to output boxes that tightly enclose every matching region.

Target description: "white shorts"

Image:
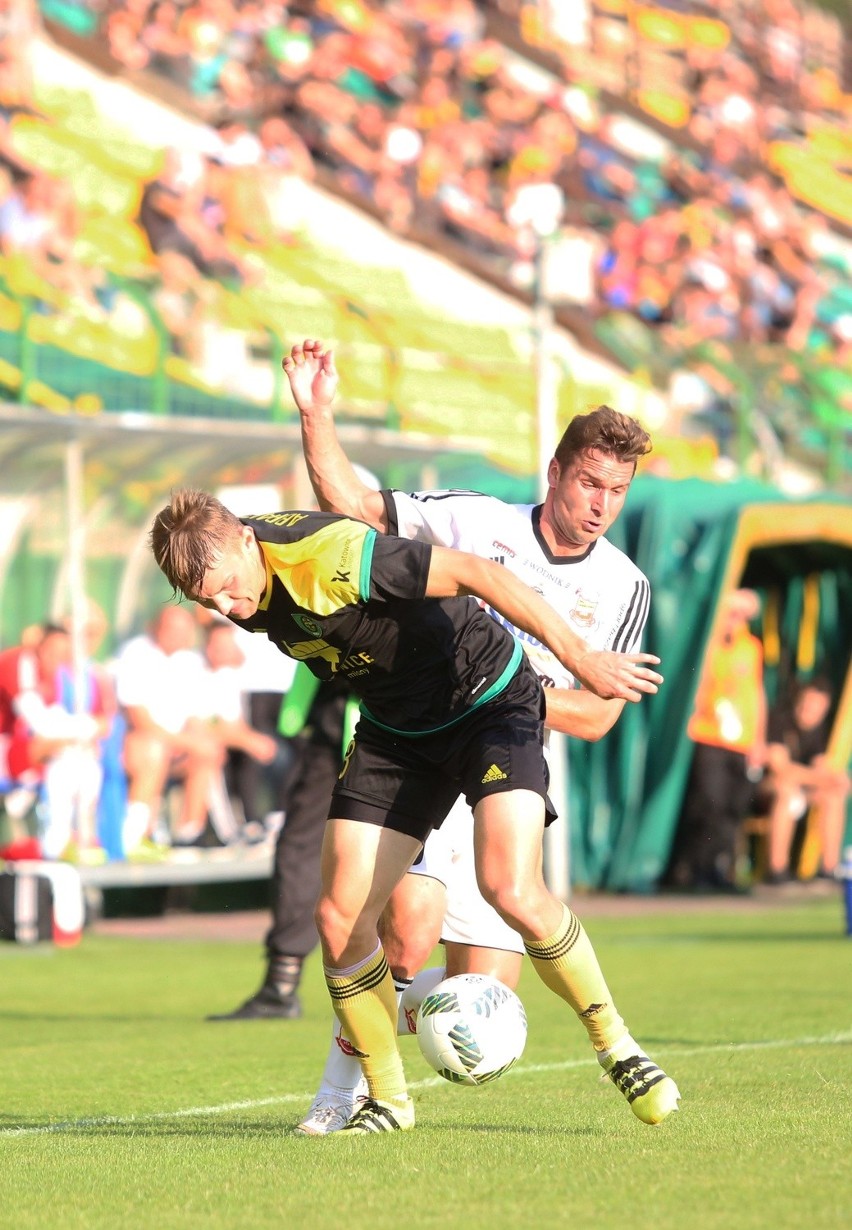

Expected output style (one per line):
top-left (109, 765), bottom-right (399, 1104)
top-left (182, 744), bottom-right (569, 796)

top-left (408, 795), bottom-right (525, 955)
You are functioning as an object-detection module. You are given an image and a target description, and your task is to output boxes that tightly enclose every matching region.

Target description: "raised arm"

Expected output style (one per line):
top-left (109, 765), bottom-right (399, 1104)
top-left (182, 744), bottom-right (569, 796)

top-left (426, 547), bottom-right (662, 703)
top-left (283, 339), bottom-right (389, 531)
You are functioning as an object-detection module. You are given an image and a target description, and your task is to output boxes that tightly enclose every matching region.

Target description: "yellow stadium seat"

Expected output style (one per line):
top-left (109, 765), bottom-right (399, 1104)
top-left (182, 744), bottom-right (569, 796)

top-left (26, 379), bottom-right (72, 413)
top-left (55, 114), bottom-right (161, 180)
top-left (32, 83), bottom-right (98, 123)
top-left (7, 116), bottom-right (142, 218)
top-left (27, 311), bottom-right (159, 377)
top-left (2, 253), bottom-right (68, 310)
top-left (0, 356), bottom-right (23, 391)
top-left (0, 292), bottom-right (23, 333)
top-left (72, 216), bottom-right (156, 277)
top-left (8, 115), bottom-right (86, 179)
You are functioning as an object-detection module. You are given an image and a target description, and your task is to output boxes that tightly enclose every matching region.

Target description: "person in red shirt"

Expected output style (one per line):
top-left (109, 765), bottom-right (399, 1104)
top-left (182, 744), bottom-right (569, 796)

top-left (0, 625), bottom-right (71, 782)
top-left (0, 623), bottom-right (103, 859)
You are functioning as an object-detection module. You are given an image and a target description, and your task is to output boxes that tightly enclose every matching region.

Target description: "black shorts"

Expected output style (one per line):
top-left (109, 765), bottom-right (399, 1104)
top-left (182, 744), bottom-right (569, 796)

top-left (329, 658), bottom-right (556, 843)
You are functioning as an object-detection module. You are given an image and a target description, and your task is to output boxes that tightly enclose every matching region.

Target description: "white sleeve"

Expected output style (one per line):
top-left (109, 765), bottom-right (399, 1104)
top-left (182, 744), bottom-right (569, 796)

top-left (113, 640), bottom-right (151, 710)
top-left (607, 576), bottom-right (651, 655)
top-left (382, 489), bottom-right (497, 549)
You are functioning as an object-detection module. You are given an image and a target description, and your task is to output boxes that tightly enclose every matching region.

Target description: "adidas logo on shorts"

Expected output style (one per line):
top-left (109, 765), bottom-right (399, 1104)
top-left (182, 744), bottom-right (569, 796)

top-left (481, 764), bottom-right (508, 784)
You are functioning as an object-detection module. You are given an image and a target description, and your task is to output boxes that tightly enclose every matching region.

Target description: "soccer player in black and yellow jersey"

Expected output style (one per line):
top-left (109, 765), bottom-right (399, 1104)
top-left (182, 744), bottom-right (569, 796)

top-left (150, 470), bottom-right (675, 1133)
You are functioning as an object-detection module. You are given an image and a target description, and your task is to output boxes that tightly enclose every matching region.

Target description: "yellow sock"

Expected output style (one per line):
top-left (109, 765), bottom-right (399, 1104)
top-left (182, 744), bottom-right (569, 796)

top-left (324, 943), bottom-right (408, 1104)
top-left (524, 904), bottom-right (627, 1051)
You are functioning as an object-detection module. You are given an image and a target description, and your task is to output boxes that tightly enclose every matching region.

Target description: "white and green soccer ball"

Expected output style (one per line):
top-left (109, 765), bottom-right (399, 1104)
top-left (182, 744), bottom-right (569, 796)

top-left (416, 973), bottom-right (527, 1086)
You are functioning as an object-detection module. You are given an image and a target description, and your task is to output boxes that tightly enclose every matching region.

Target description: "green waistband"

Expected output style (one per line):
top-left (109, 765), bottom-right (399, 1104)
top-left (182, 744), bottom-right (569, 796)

top-left (359, 639), bottom-right (523, 738)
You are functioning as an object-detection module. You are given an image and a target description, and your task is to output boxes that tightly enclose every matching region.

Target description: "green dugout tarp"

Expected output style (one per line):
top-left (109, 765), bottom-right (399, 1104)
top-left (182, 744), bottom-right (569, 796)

top-left (568, 476), bottom-right (852, 892)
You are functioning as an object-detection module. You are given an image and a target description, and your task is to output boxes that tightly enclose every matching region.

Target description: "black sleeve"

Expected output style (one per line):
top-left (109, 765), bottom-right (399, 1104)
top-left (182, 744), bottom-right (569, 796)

top-left (367, 533), bottom-right (432, 603)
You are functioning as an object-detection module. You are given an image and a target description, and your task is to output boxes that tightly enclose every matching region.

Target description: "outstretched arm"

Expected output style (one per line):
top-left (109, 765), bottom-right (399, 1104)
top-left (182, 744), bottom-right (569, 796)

top-left (544, 688), bottom-right (625, 740)
top-left (426, 547), bottom-right (662, 703)
top-left (283, 338), bottom-right (388, 530)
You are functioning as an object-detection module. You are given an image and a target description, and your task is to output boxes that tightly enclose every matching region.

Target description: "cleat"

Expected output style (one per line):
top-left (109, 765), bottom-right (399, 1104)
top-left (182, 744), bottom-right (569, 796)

top-left (339, 1096), bottom-right (415, 1135)
top-left (294, 1089), bottom-right (368, 1136)
top-left (207, 988), bottom-right (301, 1021)
top-left (598, 1038), bottom-right (680, 1125)
top-left (126, 838), bottom-right (170, 863)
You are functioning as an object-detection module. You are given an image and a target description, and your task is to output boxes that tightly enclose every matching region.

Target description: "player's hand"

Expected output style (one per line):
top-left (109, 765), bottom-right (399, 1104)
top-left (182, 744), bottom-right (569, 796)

top-left (573, 651), bottom-right (663, 702)
top-left (282, 339), bottom-right (338, 411)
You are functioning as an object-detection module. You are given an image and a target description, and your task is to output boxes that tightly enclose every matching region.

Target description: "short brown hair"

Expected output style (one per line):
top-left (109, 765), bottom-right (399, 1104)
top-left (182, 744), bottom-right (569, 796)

top-left (150, 489), bottom-right (243, 598)
top-left (554, 406), bottom-right (652, 470)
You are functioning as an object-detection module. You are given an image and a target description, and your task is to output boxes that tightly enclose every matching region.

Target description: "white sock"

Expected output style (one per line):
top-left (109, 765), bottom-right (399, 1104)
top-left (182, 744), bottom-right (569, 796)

top-left (315, 966), bottom-right (449, 1099)
top-left (398, 966), bottom-right (446, 1034)
top-left (122, 802), bottom-right (151, 853)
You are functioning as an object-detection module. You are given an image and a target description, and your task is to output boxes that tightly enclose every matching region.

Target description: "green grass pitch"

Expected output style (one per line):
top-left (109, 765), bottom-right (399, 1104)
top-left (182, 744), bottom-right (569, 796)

top-left (2, 896), bottom-right (851, 1229)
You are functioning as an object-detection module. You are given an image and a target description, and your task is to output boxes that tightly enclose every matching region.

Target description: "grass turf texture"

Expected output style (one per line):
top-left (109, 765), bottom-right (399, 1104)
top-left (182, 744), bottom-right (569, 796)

top-left (2, 897), bottom-right (850, 1230)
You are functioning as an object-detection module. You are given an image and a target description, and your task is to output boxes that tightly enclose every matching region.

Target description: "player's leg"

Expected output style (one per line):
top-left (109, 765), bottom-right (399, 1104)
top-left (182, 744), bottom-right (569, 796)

top-left (765, 747), bottom-right (800, 881)
top-left (315, 815), bottom-right (421, 1133)
top-left (297, 848), bottom-right (448, 1135)
top-left (473, 788), bottom-right (679, 1124)
top-left (811, 756), bottom-right (849, 877)
top-left (121, 729), bottom-right (170, 852)
top-left (399, 799), bottom-right (526, 1015)
top-left (208, 734), bottom-right (335, 1021)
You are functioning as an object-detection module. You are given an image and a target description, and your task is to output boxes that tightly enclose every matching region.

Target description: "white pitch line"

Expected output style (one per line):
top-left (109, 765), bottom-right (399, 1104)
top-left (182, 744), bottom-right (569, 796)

top-left (2, 1030), bottom-right (850, 1139)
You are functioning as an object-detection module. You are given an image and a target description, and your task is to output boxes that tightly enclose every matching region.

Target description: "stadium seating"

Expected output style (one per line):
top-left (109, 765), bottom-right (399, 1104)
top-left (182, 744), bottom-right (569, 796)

top-left (4, 5), bottom-right (847, 489)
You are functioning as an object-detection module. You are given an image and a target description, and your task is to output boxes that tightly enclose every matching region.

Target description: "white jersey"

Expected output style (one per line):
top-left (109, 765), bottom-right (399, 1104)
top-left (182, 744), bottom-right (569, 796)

top-left (383, 490), bottom-right (650, 689)
top-left (386, 488), bottom-right (651, 953)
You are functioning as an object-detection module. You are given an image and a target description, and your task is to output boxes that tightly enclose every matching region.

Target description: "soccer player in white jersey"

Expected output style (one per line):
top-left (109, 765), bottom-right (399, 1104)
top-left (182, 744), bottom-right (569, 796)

top-left (286, 338), bottom-right (680, 1134)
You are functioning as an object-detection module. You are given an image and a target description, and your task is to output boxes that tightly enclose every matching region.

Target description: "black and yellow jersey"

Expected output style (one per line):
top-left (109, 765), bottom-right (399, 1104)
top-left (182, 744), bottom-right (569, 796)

top-left (229, 510), bottom-right (523, 736)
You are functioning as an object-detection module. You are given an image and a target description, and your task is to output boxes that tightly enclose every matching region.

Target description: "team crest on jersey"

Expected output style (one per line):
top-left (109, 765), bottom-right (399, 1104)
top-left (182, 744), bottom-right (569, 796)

top-left (292, 613), bottom-right (324, 637)
top-left (569, 588), bottom-right (600, 629)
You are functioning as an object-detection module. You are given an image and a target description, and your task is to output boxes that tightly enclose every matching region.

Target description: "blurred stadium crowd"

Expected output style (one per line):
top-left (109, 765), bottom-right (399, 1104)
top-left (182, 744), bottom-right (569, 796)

top-left (0, 0), bottom-right (848, 477)
top-left (0, 603), bottom-right (297, 865)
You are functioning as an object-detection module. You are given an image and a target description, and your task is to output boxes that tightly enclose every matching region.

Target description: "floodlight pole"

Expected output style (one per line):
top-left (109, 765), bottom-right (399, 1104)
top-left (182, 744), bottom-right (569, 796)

top-left (64, 436), bottom-right (88, 717)
top-left (532, 234), bottom-right (572, 903)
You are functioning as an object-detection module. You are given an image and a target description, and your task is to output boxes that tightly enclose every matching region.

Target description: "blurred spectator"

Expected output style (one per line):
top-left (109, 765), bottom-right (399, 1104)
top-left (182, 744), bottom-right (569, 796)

top-left (0, 169), bottom-right (112, 319)
top-left (229, 622), bottom-right (298, 830)
top-left (0, 622), bottom-right (103, 862)
top-left (59, 600), bottom-right (128, 862)
top-left (138, 147), bottom-right (245, 283)
top-left (666, 589), bottom-right (768, 893)
top-left (18, 0), bottom-right (849, 465)
top-left (113, 604), bottom-right (225, 854)
top-left (150, 249), bottom-right (214, 365)
top-left (198, 619), bottom-right (286, 839)
top-left (252, 115), bottom-right (315, 236)
top-left (0, 0), bottom-right (35, 102)
top-left (762, 676), bottom-right (850, 885)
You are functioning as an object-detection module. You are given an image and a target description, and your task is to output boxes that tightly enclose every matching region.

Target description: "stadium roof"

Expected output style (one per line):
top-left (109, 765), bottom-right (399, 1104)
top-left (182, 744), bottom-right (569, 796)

top-left (0, 401), bottom-right (494, 642)
top-left (0, 402), bottom-right (488, 504)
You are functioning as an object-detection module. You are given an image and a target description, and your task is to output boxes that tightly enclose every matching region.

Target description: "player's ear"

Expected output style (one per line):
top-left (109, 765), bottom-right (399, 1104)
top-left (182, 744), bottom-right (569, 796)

top-left (547, 458), bottom-right (560, 490)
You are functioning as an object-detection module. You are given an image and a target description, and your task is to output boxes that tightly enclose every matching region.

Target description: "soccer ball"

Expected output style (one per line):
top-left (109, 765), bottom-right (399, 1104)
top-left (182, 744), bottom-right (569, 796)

top-left (416, 973), bottom-right (527, 1086)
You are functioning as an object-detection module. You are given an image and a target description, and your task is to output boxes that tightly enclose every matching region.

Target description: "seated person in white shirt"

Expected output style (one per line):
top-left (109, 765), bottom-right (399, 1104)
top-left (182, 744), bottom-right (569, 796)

top-left (113, 605), bottom-right (225, 853)
top-left (199, 621), bottom-right (282, 836)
